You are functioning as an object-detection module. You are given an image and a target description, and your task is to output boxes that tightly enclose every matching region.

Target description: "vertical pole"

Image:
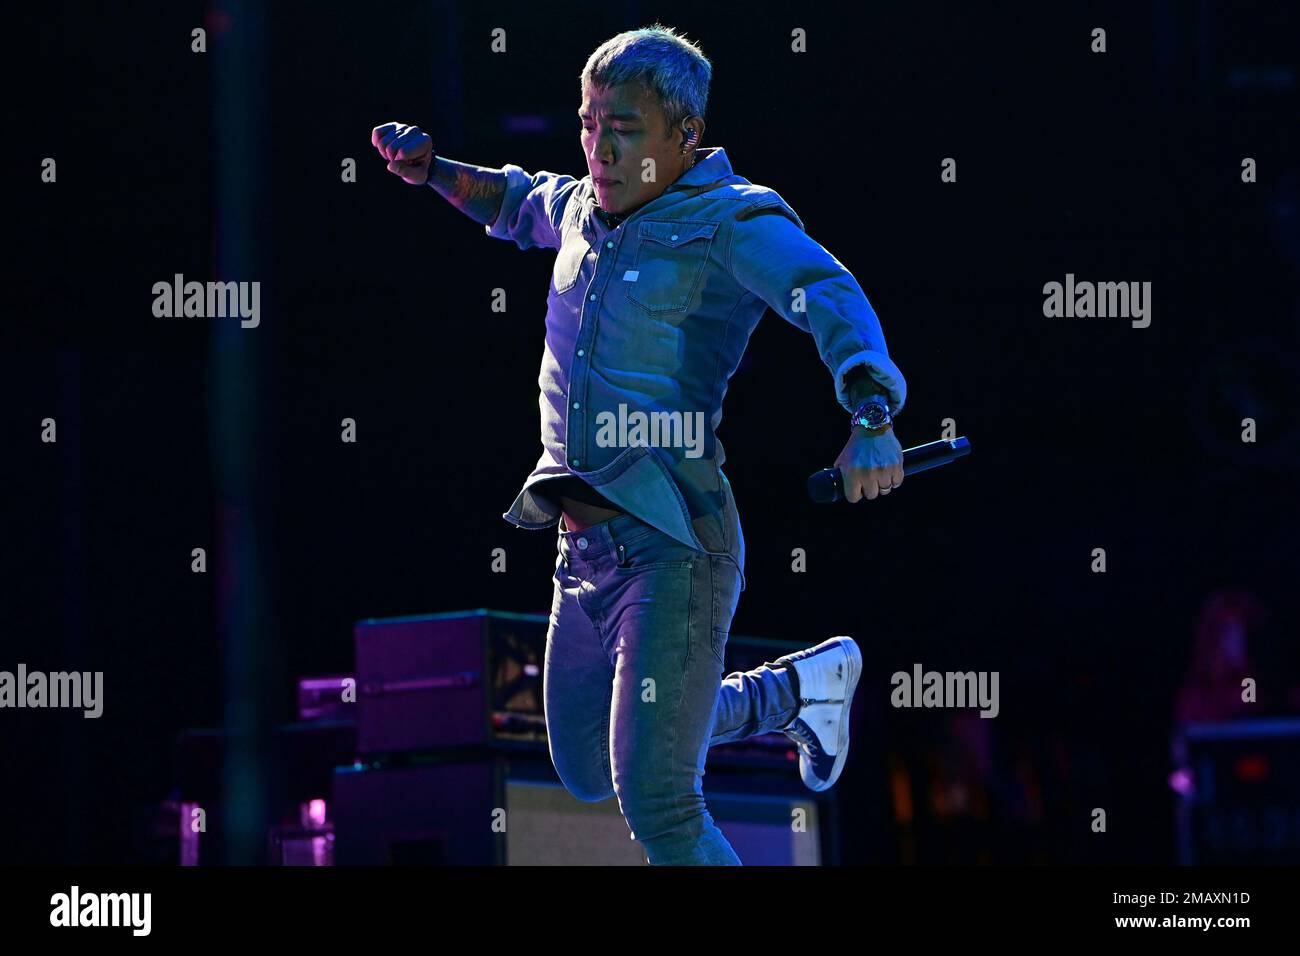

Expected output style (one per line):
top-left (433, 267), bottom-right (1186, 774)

top-left (210, 0), bottom-right (280, 865)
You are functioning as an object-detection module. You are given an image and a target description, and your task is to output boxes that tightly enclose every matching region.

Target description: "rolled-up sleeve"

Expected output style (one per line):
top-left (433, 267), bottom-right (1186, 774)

top-left (483, 164), bottom-right (582, 252)
top-left (727, 200), bottom-right (907, 417)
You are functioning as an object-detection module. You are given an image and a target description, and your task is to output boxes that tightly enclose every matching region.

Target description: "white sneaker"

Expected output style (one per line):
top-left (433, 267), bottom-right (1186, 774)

top-left (774, 636), bottom-right (862, 792)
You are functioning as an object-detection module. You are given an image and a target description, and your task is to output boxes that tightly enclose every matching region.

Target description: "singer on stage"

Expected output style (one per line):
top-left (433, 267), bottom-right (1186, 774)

top-left (372, 23), bottom-right (907, 865)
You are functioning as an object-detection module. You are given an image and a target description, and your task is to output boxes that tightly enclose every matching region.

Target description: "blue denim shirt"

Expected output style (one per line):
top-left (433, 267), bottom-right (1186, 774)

top-left (474, 146), bottom-right (908, 590)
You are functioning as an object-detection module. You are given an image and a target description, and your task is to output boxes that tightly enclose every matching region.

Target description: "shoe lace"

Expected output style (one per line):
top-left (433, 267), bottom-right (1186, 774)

top-left (785, 698), bottom-right (845, 751)
top-left (784, 719), bottom-right (826, 759)
top-left (785, 720), bottom-right (815, 748)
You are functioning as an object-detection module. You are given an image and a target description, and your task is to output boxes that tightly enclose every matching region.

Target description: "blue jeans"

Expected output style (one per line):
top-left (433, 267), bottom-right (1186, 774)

top-left (544, 511), bottom-right (801, 865)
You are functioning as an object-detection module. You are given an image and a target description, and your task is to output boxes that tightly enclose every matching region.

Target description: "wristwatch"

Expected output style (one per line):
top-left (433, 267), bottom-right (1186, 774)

top-left (849, 394), bottom-right (893, 433)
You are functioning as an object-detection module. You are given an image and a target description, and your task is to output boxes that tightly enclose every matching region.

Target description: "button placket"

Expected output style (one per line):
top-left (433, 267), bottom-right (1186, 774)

top-left (567, 215), bottom-right (623, 473)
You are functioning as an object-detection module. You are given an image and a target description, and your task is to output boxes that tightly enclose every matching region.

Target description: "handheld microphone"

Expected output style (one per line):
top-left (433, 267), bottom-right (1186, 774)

top-left (807, 437), bottom-right (972, 503)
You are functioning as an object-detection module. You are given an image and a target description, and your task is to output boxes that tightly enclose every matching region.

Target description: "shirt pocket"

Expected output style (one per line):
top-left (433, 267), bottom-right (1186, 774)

top-left (625, 219), bottom-right (719, 315)
top-left (551, 234), bottom-right (588, 295)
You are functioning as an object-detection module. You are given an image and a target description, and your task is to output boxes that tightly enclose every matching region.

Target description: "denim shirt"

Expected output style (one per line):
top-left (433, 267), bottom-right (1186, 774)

top-left (473, 146), bottom-right (908, 590)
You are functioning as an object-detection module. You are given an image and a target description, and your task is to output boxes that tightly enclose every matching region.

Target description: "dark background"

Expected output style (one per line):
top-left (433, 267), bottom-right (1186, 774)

top-left (3, 0), bottom-right (1297, 865)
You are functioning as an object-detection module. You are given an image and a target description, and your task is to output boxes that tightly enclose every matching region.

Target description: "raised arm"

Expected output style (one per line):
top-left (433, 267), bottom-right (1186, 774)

top-left (371, 122), bottom-right (580, 250)
top-left (371, 121), bottom-right (507, 225)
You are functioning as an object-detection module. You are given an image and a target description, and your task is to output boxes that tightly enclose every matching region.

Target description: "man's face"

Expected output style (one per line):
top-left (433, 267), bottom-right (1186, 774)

top-left (579, 81), bottom-right (693, 215)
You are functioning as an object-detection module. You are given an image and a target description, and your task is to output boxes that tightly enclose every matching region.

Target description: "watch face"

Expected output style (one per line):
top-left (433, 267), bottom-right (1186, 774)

top-left (859, 403), bottom-right (887, 427)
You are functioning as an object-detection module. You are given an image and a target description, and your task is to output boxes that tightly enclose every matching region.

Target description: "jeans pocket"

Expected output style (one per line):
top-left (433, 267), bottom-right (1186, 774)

top-left (555, 536), bottom-right (572, 579)
top-left (612, 532), bottom-right (696, 574)
top-left (710, 627), bottom-right (728, 666)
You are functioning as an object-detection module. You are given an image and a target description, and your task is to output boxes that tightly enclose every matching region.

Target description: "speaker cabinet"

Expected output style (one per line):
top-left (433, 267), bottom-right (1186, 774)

top-left (332, 753), bottom-right (830, 865)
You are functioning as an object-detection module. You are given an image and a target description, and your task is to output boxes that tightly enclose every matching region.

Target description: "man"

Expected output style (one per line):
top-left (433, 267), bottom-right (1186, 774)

top-left (372, 23), bottom-right (907, 865)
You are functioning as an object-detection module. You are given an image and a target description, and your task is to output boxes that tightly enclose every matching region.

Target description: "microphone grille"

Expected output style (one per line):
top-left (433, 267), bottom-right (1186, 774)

top-left (806, 468), bottom-right (842, 504)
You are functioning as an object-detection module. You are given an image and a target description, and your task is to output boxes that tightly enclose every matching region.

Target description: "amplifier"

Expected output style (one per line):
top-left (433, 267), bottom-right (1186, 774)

top-left (1173, 717), bottom-right (1300, 864)
top-left (354, 609), bottom-right (548, 755)
top-left (332, 753), bottom-right (831, 865)
top-left (353, 608), bottom-right (804, 766)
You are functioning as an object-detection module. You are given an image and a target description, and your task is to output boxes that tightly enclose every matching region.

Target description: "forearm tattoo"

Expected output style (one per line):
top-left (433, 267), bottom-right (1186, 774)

top-left (427, 157), bottom-right (509, 227)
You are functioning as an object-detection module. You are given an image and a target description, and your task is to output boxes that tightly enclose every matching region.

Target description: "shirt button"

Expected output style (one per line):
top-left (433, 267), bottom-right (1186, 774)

top-left (589, 294), bottom-right (596, 301)
top-left (570, 458), bottom-right (579, 467)
top-left (572, 401), bottom-right (580, 409)
top-left (605, 241), bottom-right (614, 248)
top-left (577, 349), bottom-right (585, 356)
top-left (577, 537), bottom-right (589, 550)
top-left (670, 234), bottom-right (678, 241)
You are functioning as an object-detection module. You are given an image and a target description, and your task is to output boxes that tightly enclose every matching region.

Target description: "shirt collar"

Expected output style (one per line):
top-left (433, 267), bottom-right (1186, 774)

top-left (668, 146), bottom-right (732, 191)
top-left (587, 145), bottom-right (732, 207)
top-left (584, 146), bottom-right (733, 241)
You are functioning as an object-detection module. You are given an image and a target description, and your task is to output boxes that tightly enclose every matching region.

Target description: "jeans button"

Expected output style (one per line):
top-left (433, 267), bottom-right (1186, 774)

top-left (577, 537), bottom-right (589, 550)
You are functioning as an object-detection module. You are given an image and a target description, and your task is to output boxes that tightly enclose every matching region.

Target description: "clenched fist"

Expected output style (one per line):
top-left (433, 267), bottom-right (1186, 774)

top-left (834, 426), bottom-right (905, 502)
top-left (371, 122), bottom-right (434, 185)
